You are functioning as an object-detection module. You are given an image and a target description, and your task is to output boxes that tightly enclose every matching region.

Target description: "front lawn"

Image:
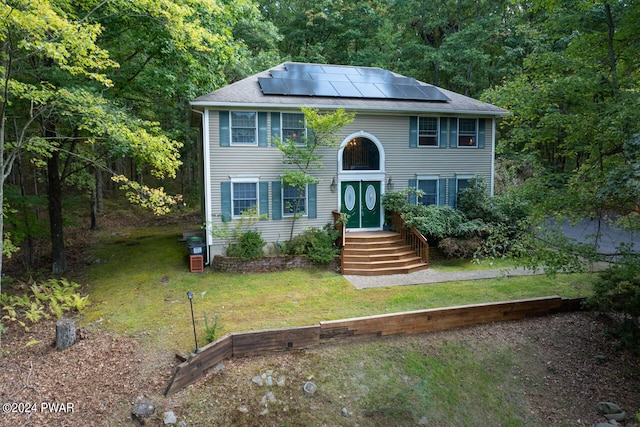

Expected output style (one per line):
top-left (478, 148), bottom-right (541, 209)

top-left (83, 225), bottom-right (595, 352)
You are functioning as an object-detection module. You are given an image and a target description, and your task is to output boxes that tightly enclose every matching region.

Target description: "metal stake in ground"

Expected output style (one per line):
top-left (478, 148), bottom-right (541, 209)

top-left (187, 291), bottom-right (200, 353)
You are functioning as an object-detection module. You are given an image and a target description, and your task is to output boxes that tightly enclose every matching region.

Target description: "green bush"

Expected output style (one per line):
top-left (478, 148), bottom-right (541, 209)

top-left (382, 184), bottom-right (535, 260)
top-left (438, 237), bottom-right (484, 259)
top-left (403, 205), bottom-right (485, 242)
top-left (457, 178), bottom-right (534, 259)
top-left (212, 207), bottom-right (267, 259)
top-left (587, 247), bottom-right (640, 352)
top-left (226, 229), bottom-right (265, 260)
top-left (285, 225), bottom-right (339, 264)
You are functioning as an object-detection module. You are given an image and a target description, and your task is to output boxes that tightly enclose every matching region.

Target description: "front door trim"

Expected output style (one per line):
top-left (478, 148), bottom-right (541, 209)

top-left (337, 131), bottom-right (386, 231)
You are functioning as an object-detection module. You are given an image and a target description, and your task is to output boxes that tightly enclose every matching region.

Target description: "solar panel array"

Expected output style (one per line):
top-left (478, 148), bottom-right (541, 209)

top-left (258, 63), bottom-right (450, 102)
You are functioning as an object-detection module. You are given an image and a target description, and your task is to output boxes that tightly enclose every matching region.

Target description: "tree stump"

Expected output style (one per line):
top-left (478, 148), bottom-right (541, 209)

top-left (56, 318), bottom-right (76, 350)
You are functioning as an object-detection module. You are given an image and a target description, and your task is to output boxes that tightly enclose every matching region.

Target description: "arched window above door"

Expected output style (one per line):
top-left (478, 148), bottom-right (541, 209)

top-left (342, 137), bottom-right (380, 171)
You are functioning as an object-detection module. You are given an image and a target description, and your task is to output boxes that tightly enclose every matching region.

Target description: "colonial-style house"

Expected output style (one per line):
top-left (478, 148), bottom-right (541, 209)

top-left (191, 62), bottom-right (507, 274)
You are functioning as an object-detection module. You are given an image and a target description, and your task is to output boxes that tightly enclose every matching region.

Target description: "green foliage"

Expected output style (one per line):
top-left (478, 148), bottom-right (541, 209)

top-left (404, 206), bottom-right (483, 242)
top-left (275, 107), bottom-right (355, 240)
top-left (457, 178), bottom-right (534, 260)
top-left (381, 187), bottom-right (421, 214)
top-left (438, 237), bottom-right (484, 259)
top-left (587, 247), bottom-right (640, 352)
top-left (285, 225), bottom-right (340, 265)
top-left (517, 225), bottom-right (601, 275)
top-left (203, 313), bottom-right (223, 344)
top-left (1, 279), bottom-right (89, 329)
top-left (227, 229), bottom-right (266, 260)
top-left (212, 207), bottom-right (267, 259)
top-left (382, 188), bottom-right (486, 246)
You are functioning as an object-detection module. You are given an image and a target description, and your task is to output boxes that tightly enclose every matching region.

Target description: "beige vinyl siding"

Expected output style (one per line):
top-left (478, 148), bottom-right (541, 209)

top-left (205, 110), bottom-right (494, 255)
top-left (342, 115), bottom-right (493, 193)
top-left (207, 109), bottom-right (339, 254)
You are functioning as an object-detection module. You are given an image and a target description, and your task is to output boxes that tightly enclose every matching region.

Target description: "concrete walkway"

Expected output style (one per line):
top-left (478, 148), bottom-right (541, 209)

top-left (344, 263), bottom-right (608, 289)
top-left (344, 267), bottom-right (537, 289)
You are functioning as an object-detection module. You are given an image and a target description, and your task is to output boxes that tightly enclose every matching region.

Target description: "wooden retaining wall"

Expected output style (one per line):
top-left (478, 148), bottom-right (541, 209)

top-left (165, 296), bottom-right (581, 396)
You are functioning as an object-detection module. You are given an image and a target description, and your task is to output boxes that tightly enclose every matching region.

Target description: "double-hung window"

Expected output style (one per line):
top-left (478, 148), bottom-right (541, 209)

top-left (282, 184), bottom-right (306, 216)
top-left (458, 118), bottom-right (477, 147)
top-left (282, 112), bottom-right (306, 145)
top-left (456, 176), bottom-right (473, 197)
top-left (232, 181), bottom-right (258, 217)
top-left (231, 111), bottom-right (257, 145)
top-left (418, 117), bottom-right (438, 147)
top-left (417, 178), bottom-right (439, 206)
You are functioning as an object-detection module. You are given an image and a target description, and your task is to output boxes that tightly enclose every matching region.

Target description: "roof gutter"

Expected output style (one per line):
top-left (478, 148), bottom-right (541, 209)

top-left (189, 101), bottom-right (509, 117)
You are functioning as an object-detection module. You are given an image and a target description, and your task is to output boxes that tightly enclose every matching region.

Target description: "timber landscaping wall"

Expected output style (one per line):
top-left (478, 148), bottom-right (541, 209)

top-left (211, 254), bottom-right (339, 273)
top-left (165, 296), bottom-right (584, 396)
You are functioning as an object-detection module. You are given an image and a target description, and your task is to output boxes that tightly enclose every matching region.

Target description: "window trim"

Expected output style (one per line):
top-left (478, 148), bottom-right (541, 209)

top-left (231, 177), bottom-right (259, 218)
top-left (457, 118), bottom-right (478, 148)
top-left (281, 112), bottom-right (307, 146)
top-left (282, 183), bottom-right (308, 217)
top-left (416, 175), bottom-right (439, 206)
top-left (418, 117), bottom-right (439, 147)
top-left (230, 111), bottom-right (258, 146)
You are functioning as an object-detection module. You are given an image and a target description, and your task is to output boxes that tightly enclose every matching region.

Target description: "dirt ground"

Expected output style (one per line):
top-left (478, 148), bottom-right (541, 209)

top-left (1, 310), bottom-right (639, 426)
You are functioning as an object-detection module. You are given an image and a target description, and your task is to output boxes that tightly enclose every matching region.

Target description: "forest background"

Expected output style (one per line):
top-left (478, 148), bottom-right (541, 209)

top-left (1, 0), bottom-right (639, 291)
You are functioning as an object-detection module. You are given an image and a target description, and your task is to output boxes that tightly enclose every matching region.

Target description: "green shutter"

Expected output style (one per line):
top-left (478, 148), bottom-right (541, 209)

top-left (271, 181), bottom-right (282, 220)
top-left (448, 178), bottom-right (457, 207)
top-left (409, 179), bottom-right (417, 205)
top-left (271, 112), bottom-right (281, 146)
top-left (308, 183), bottom-right (317, 219)
top-left (438, 179), bottom-right (447, 205)
top-left (449, 118), bottom-right (458, 148)
top-left (478, 118), bottom-right (486, 149)
top-left (259, 181), bottom-right (269, 219)
top-left (409, 116), bottom-right (418, 148)
top-left (221, 181), bottom-right (231, 221)
top-left (258, 112), bottom-right (268, 147)
top-left (219, 111), bottom-right (230, 147)
top-left (439, 117), bottom-right (447, 148)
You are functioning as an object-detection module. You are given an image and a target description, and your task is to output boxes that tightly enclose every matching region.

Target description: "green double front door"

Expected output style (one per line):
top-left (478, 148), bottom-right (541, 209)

top-left (341, 181), bottom-right (381, 229)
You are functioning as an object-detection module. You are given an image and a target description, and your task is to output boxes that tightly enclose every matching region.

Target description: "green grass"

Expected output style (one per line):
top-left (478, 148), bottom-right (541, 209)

top-left (82, 225), bottom-right (596, 352)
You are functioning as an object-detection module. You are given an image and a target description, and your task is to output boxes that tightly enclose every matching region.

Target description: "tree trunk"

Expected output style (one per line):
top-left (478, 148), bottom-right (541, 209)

top-left (95, 167), bottom-right (104, 214)
top-left (90, 185), bottom-right (98, 230)
top-left (47, 148), bottom-right (67, 274)
top-left (56, 318), bottom-right (76, 350)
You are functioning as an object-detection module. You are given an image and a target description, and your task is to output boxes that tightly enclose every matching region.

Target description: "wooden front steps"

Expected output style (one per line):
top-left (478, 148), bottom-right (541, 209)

top-left (341, 231), bottom-right (429, 276)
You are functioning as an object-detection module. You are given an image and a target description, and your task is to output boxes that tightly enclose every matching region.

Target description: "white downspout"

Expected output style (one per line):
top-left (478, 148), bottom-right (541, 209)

top-left (490, 118), bottom-right (496, 197)
top-left (194, 109), bottom-right (212, 264)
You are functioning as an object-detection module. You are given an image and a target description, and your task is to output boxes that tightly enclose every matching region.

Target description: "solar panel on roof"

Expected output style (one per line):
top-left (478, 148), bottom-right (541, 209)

top-left (270, 70), bottom-right (311, 80)
top-left (331, 81), bottom-right (363, 98)
top-left (352, 82), bottom-right (386, 98)
top-left (321, 65), bottom-right (360, 75)
top-left (260, 63), bottom-right (450, 102)
top-left (416, 85), bottom-right (450, 102)
top-left (311, 73), bottom-right (351, 82)
top-left (309, 80), bottom-right (340, 97)
top-left (258, 78), bottom-right (289, 95)
top-left (348, 73), bottom-right (388, 84)
top-left (284, 79), bottom-right (315, 96)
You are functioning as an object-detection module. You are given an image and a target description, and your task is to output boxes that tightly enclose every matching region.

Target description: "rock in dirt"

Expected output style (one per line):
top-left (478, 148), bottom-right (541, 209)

top-left (163, 411), bottom-right (177, 425)
top-left (132, 402), bottom-right (155, 421)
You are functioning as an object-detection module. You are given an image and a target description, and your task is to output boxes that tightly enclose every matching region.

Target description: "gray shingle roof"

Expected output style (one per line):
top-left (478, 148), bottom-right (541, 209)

top-left (191, 62), bottom-right (508, 117)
